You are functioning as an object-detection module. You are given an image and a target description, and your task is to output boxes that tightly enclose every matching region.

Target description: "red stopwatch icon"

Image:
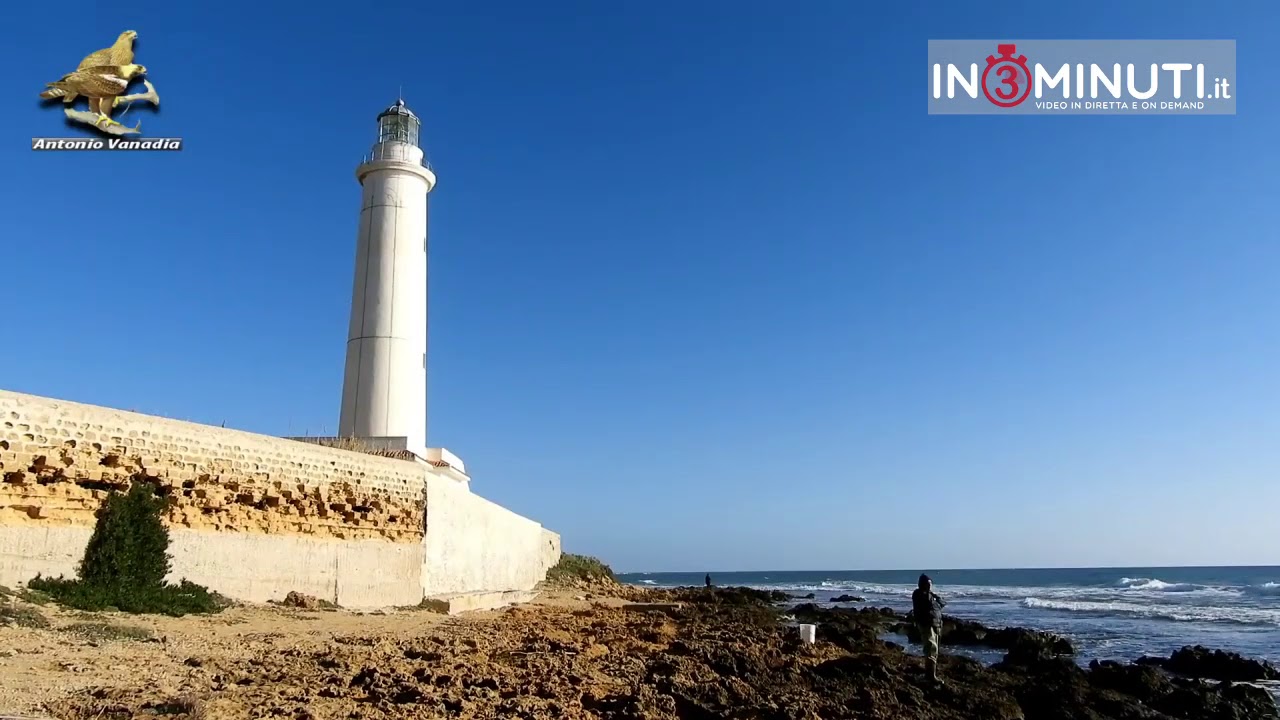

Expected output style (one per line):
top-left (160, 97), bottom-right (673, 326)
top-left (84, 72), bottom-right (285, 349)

top-left (981, 43), bottom-right (1032, 108)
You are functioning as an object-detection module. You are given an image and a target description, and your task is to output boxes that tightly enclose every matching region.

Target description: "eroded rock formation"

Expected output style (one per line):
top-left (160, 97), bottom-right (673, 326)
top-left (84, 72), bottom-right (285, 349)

top-left (0, 393), bottom-right (426, 542)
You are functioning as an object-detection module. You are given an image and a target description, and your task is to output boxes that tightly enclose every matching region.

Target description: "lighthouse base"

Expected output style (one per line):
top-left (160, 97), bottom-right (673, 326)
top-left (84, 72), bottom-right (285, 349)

top-left (284, 438), bottom-right (471, 487)
top-left (286, 435), bottom-right (409, 451)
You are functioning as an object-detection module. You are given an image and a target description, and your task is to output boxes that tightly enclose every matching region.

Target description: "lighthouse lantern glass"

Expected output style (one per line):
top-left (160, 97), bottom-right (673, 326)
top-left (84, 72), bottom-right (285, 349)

top-left (378, 113), bottom-right (419, 147)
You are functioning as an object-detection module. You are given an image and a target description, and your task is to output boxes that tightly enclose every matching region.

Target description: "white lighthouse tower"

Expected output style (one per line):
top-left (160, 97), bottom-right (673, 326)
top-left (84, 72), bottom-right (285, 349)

top-left (338, 99), bottom-right (437, 455)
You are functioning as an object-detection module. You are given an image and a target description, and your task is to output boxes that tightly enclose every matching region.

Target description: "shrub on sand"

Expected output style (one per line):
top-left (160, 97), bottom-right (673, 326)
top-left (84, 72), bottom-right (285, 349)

top-left (546, 554), bottom-right (616, 584)
top-left (28, 481), bottom-right (228, 616)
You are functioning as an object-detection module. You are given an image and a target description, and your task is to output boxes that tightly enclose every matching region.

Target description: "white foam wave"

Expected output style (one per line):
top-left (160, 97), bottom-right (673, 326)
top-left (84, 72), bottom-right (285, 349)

top-left (1251, 582), bottom-right (1280, 597)
top-left (1022, 597), bottom-right (1280, 626)
top-left (1117, 577), bottom-right (1280, 598)
top-left (1116, 577), bottom-right (1207, 593)
top-left (772, 581), bottom-right (1242, 603)
top-left (625, 577), bottom-right (1279, 605)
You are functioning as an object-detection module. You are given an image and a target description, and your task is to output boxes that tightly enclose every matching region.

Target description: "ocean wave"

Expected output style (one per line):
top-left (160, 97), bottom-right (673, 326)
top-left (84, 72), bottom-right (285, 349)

top-left (1022, 597), bottom-right (1280, 626)
top-left (1116, 577), bottom-right (1208, 593)
top-left (793, 576), bottom-right (1244, 599)
top-left (803, 578), bottom-right (1259, 601)
top-left (1116, 577), bottom-right (1280, 598)
top-left (811, 581), bottom-right (1046, 598)
top-left (626, 577), bottom-right (1280, 604)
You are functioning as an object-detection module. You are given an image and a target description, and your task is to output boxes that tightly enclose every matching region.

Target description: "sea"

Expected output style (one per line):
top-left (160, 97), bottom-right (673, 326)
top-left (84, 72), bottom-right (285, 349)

top-left (615, 566), bottom-right (1280, 669)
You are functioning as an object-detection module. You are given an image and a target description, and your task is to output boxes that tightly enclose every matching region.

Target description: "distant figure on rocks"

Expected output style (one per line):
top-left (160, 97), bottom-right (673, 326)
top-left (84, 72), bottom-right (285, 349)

top-left (912, 574), bottom-right (947, 684)
top-left (705, 573), bottom-right (713, 588)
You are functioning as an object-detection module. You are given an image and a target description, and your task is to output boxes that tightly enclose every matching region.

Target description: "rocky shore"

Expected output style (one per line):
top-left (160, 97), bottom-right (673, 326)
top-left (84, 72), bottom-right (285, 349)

top-left (2, 583), bottom-right (1276, 719)
top-left (780, 592), bottom-right (1277, 719)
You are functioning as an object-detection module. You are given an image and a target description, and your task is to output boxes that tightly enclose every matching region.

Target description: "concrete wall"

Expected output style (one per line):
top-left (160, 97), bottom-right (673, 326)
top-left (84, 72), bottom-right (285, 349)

top-left (0, 390), bottom-right (560, 607)
top-left (421, 475), bottom-right (561, 596)
top-left (0, 525), bottom-right (424, 607)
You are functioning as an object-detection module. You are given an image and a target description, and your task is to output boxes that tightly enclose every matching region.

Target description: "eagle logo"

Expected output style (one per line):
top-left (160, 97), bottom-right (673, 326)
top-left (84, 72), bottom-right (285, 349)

top-left (38, 31), bottom-right (161, 137)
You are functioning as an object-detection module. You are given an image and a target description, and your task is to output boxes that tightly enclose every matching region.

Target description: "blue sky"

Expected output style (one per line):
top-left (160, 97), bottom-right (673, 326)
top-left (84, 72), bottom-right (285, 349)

top-left (5, 1), bottom-right (1278, 573)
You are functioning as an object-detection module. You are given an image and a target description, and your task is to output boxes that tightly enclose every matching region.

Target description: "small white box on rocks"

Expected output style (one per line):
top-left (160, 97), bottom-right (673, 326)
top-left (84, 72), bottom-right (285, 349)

top-left (799, 624), bottom-right (816, 644)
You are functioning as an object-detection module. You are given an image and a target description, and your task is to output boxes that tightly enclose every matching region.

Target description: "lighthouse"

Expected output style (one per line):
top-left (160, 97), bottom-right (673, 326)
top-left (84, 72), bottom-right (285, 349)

top-left (338, 99), bottom-right (437, 455)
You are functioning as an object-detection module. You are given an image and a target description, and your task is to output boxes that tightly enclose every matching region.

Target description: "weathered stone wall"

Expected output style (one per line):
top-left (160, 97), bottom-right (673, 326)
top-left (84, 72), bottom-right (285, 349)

top-left (0, 391), bottom-right (426, 542)
top-left (0, 390), bottom-right (561, 608)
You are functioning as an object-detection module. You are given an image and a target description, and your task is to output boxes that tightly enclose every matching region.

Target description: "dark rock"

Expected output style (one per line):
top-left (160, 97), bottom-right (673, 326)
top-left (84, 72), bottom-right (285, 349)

top-left (1163, 644), bottom-right (1280, 682)
top-left (280, 591), bottom-right (335, 610)
top-left (788, 603), bottom-right (902, 652)
top-left (718, 603), bottom-right (1277, 720)
top-left (994, 653), bottom-right (1098, 719)
top-left (999, 634), bottom-right (1065, 666)
top-left (1100, 661), bottom-right (1279, 720)
top-left (1088, 658), bottom-right (1172, 699)
top-left (1000, 628), bottom-right (1075, 660)
top-left (667, 586), bottom-right (790, 606)
top-left (830, 594), bottom-right (865, 603)
top-left (1191, 680), bottom-right (1280, 720)
top-left (790, 603), bottom-right (902, 622)
top-left (813, 652), bottom-right (895, 684)
top-left (895, 614), bottom-right (1075, 658)
top-left (789, 592), bottom-right (816, 600)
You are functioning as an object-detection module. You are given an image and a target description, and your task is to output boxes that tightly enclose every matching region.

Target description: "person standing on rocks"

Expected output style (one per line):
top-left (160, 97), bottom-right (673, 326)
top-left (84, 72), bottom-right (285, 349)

top-left (912, 574), bottom-right (947, 683)
top-left (705, 573), bottom-right (713, 588)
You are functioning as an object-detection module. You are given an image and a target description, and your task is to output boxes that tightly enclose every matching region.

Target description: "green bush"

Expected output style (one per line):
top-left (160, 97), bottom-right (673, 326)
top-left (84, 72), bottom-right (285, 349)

top-left (28, 481), bottom-right (227, 616)
top-left (546, 553), bottom-right (616, 583)
top-left (80, 479), bottom-right (172, 589)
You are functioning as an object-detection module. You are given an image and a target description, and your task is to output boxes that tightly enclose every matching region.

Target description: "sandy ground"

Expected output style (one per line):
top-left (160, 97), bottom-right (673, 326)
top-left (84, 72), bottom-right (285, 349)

top-left (4, 585), bottom-right (1275, 720)
top-left (0, 587), bottom-right (626, 719)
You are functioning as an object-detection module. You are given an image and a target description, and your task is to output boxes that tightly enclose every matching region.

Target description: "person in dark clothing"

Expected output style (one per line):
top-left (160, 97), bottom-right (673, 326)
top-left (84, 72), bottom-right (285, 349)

top-left (705, 573), bottom-right (713, 588)
top-left (911, 574), bottom-right (947, 683)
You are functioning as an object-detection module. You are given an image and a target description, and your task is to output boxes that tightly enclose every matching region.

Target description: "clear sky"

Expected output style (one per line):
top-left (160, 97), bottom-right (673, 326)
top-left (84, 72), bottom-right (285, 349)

top-left (5, 1), bottom-right (1278, 573)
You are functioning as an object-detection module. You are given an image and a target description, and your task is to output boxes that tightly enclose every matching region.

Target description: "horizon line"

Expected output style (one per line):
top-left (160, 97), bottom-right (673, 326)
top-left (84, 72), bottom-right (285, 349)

top-left (614, 563), bottom-right (1280, 575)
